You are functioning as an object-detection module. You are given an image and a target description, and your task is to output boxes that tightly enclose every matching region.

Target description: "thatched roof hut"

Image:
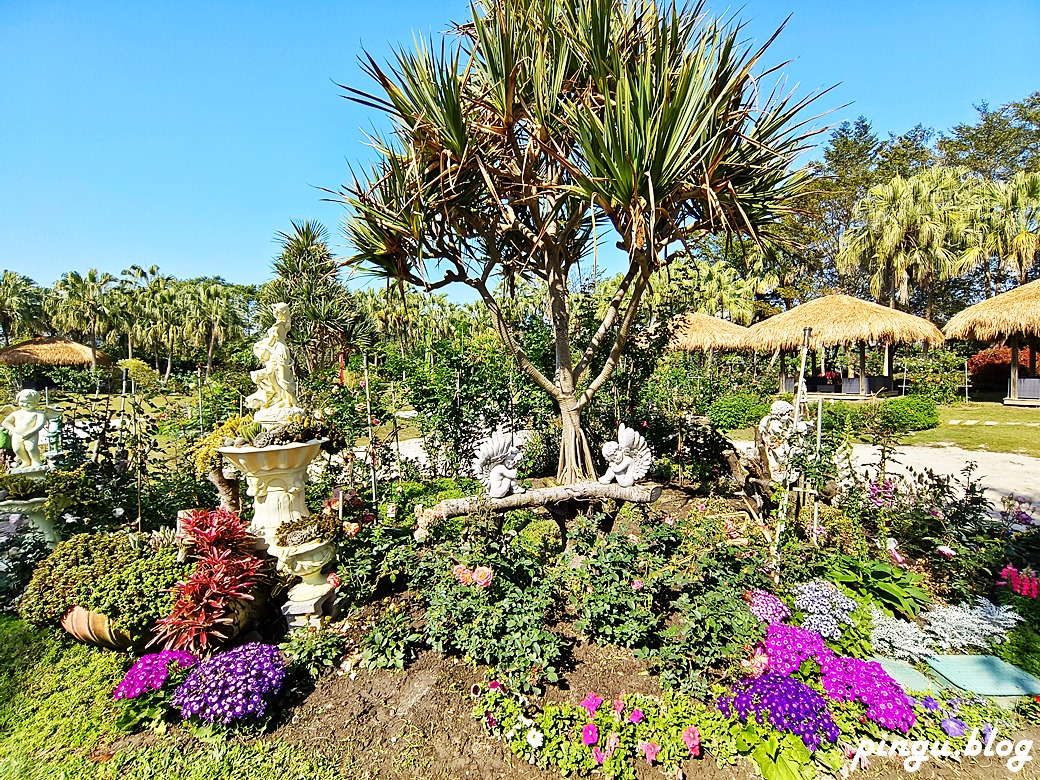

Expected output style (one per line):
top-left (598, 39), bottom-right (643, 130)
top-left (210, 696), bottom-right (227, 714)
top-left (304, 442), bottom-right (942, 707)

top-left (944, 278), bottom-right (1040, 342)
top-left (742, 294), bottom-right (945, 352)
top-left (0, 337), bottom-right (112, 367)
top-left (944, 279), bottom-right (1040, 401)
top-left (669, 312), bottom-right (748, 352)
top-left (743, 294), bottom-right (944, 396)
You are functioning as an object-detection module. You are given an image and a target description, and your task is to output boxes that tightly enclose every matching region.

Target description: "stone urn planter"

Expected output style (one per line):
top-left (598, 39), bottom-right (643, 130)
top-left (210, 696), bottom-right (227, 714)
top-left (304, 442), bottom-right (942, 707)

top-left (272, 537), bottom-right (337, 630)
top-left (216, 439), bottom-right (326, 553)
top-left (60, 606), bottom-right (133, 651)
top-left (0, 496), bottom-right (58, 547)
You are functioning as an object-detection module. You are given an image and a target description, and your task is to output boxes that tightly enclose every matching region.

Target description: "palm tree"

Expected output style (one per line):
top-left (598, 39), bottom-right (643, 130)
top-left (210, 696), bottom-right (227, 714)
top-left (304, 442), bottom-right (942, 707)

top-left (189, 282), bottom-right (245, 377)
top-left (48, 269), bottom-right (117, 369)
top-left (114, 265), bottom-right (162, 359)
top-left (839, 168), bottom-right (967, 321)
top-left (0, 271), bottom-right (45, 346)
top-left (259, 220), bottom-right (376, 373)
top-left (961, 171), bottom-right (1040, 291)
top-left (341, 0), bottom-right (820, 483)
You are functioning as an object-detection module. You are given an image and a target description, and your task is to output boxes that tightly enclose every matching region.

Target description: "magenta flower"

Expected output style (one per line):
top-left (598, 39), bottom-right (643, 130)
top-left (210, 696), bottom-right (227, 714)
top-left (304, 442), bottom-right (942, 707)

top-left (582, 723), bottom-right (599, 746)
top-left (629, 708), bottom-right (644, 724)
top-left (592, 747), bottom-right (605, 764)
top-left (488, 680), bottom-right (503, 691)
top-left (631, 579), bottom-right (644, 591)
top-left (682, 725), bottom-right (701, 756)
top-left (640, 740), bottom-right (661, 763)
top-left (580, 691), bottom-right (603, 718)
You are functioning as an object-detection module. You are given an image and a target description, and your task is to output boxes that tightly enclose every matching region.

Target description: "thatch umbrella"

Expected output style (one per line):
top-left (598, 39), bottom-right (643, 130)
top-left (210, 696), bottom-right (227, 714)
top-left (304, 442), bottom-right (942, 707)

top-left (0, 336), bottom-right (113, 367)
top-left (742, 294), bottom-right (945, 395)
top-left (944, 278), bottom-right (1040, 400)
top-left (669, 311), bottom-right (749, 352)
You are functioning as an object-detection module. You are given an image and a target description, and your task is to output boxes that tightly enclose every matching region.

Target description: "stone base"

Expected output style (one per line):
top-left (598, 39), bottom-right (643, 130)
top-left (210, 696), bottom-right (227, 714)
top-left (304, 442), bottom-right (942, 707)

top-left (7, 465), bottom-right (51, 478)
top-left (253, 406), bottom-right (307, 428)
top-left (281, 584), bottom-right (336, 630)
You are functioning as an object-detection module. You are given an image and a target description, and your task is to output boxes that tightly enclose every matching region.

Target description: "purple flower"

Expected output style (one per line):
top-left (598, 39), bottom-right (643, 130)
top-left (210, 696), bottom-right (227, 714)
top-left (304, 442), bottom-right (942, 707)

top-left (172, 643), bottom-right (285, 725)
top-left (941, 717), bottom-right (968, 738)
top-left (922, 696), bottom-right (939, 711)
top-left (114, 650), bottom-right (197, 700)
top-left (719, 673), bottom-right (840, 750)
top-left (582, 723), bottom-right (599, 746)
top-left (744, 589), bottom-right (791, 624)
top-left (579, 691), bottom-right (602, 718)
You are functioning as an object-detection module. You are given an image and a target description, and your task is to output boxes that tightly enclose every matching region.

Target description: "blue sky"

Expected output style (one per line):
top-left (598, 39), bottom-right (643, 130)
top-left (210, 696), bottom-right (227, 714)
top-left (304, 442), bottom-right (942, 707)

top-left (1, 0), bottom-right (1038, 292)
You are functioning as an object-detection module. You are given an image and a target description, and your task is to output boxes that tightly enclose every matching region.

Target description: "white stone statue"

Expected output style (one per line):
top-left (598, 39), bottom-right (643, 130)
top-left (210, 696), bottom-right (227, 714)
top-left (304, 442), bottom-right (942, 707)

top-left (473, 432), bottom-right (526, 499)
top-left (1, 390), bottom-right (60, 473)
top-left (758, 400), bottom-right (809, 484)
top-left (245, 303), bottom-right (302, 424)
top-left (598, 423), bottom-right (653, 487)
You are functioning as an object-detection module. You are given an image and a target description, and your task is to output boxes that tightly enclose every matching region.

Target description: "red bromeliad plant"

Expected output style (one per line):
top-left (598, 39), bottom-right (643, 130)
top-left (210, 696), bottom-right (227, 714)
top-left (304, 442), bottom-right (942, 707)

top-left (154, 510), bottom-right (269, 655)
top-left (177, 507), bottom-right (254, 556)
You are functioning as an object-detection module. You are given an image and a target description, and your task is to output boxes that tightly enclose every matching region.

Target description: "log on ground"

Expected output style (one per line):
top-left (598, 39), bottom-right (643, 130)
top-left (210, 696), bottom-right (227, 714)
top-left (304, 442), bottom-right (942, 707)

top-left (437, 480), bottom-right (662, 519)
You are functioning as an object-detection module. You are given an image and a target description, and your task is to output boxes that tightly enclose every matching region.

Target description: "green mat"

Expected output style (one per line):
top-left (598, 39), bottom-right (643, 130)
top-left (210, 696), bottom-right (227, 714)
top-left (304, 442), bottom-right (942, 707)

top-left (872, 657), bottom-right (942, 693)
top-left (926, 655), bottom-right (1040, 697)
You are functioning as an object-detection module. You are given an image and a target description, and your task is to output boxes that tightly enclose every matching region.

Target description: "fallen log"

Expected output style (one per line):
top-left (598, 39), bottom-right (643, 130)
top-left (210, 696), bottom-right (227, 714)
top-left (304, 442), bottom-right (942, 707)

top-left (437, 480), bottom-right (663, 519)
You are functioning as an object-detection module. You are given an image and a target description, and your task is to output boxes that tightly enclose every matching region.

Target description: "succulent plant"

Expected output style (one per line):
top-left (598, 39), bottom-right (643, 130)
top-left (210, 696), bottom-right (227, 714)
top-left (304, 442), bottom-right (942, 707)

top-left (239, 421), bottom-right (264, 444)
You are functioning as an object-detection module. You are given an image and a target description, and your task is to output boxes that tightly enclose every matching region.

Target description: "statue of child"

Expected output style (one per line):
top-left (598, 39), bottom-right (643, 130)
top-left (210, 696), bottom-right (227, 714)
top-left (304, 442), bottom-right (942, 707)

top-left (1, 389), bottom-right (49, 471)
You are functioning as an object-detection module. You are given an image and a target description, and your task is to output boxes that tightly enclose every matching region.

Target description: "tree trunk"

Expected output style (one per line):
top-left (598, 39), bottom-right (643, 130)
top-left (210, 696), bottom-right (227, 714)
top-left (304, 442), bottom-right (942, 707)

top-left (557, 401), bottom-right (596, 484)
top-left (207, 468), bottom-right (240, 511)
top-left (206, 329), bottom-right (216, 379)
top-left (90, 324), bottom-right (98, 370)
top-left (1011, 335), bottom-right (1020, 400)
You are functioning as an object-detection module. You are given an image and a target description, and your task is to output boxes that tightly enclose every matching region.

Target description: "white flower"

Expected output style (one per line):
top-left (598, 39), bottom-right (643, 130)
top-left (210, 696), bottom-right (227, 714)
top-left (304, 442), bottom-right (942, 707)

top-left (112, 507), bottom-right (125, 517)
top-left (526, 728), bottom-right (544, 750)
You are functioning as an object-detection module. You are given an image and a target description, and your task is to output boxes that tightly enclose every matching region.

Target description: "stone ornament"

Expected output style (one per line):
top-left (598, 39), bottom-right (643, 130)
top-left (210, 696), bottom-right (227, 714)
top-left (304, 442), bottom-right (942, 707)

top-left (598, 423), bottom-right (653, 487)
top-left (472, 432), bottom-right (526, 499)
top-left (758, 400), bottom-right (809, 484)
top-left (245, 302), bottom-right (304, 426)
top-left (0, 389), bottom-right (61, 474)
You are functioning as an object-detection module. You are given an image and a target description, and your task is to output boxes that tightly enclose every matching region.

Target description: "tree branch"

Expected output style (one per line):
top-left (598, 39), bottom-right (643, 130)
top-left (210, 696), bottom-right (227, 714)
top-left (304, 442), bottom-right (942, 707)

top-left (437, 480), bottom-right (662, 518)
top-left (574, 264), bottom-right (639, 381)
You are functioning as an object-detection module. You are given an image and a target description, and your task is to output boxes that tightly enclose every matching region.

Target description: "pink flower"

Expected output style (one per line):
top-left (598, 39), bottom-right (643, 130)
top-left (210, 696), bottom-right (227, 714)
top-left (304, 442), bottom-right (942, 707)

top-left (580, 691), bottom-right (603, 718)
top-left (612, 698), bottom-right (625, 716)
top-left (936, 545), bottom-right (956, 558)
top-left (697, 504), bottom-right (706, 512)
top-left (629, 708), bottom-right (644, 724)
top-left (472, 566), bottom-right (494, 588)
top-left (605, 732), bottom-right (620, 757)
top-left (592, 747), bottom-right (606, 764)
top-left (740, 647), bottom-right (769, 678)
top-left (453, 564), bottom-right (473, 586)
top-left (488, 680), bottom-right (503, 691)
top-left (662, 515), bottom-right (675, 526)
top-left (326, 572), bottom-right (342, 588)
top-left (682, 725), bottom-right (700, 756)
top-left (631, 579), bottom-right (644, 591)
top-left (582, 723), bottom-right (599, 746)
top-left (640, 740), bottom-right (660, 763)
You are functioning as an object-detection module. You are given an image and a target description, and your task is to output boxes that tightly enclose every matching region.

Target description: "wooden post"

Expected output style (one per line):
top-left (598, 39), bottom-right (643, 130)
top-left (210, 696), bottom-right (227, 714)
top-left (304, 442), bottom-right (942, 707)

top-left (778, 350), bottom-right (787, 394)
top-left (1011, 335), bottom-right (1020, 400)
top-left (858, 342), bottom-right (868, 395)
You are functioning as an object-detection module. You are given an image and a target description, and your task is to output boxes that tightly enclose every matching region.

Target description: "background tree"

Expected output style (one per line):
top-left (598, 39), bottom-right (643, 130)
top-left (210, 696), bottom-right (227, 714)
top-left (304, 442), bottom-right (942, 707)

top-left (938, 92), bottom-right (1040, 180)
top-left (341, 0), bottom-right (820, 483)
top-left (47, 269), bottom-right (116, 369)
top-left (0, 271), bottom-right (45, 347)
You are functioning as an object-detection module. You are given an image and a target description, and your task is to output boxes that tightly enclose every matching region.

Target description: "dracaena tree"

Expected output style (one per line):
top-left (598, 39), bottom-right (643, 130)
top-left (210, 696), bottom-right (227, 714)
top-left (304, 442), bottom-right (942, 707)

top-left (340, 0), bottom-right (821, 484)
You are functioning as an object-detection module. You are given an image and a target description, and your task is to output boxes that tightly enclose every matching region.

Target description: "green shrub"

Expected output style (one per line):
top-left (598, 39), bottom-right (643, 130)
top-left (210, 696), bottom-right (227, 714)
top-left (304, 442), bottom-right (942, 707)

top-left (18, 532), bottom-right (191, 637)
top-left (280, 623), bottom-right (350, 679)
top-left (706, 392), bottom-right (769, 431)
top-left (821, 402), bottom-right (868, 434)
top-left (874, 396), bottom-right (939, 432)
top-left (359, 604), bottom-right (424, 671)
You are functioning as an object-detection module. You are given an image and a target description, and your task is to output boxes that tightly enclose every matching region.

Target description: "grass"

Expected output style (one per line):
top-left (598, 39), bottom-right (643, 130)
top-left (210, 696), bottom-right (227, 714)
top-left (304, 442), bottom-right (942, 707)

top-left (729, 401), bottom-right (1040, 458)
top-left (906, 401), bottom-right (1040, 457)
top-left (0, 617), bottom-right (355, 780)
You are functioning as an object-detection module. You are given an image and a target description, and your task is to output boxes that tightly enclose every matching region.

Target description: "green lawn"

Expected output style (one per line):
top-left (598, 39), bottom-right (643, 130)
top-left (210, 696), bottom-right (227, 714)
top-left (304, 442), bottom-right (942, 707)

top-left (729, 401), bottom-right (1040, 458)
top-left (907, 401), bottom-right (1040, 457)
top-left (0, 618), bottom-right (353, 780)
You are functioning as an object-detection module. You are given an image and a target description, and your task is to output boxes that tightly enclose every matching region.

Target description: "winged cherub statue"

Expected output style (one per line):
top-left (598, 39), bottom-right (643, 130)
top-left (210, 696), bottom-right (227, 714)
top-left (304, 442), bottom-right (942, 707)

top-left (598, 423), bottom-right (653, 487)
top-left (0, 389), bottom-right (61, 473)
top-left (472, 432), bottom-right (526, 499)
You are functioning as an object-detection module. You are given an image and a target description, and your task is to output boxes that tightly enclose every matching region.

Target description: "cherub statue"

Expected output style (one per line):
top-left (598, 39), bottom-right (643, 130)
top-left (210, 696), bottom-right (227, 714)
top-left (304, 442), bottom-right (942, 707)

top-left (598, 423), bottom-right (653, 487)
top-left (245, 303), bottom-right (301, 419)
top-left (1, 389), bottom-right (60, 473)
top-left (472, 432), bottom-right (526, 499)
top-left (758, 400), bottom-right (809, 484)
